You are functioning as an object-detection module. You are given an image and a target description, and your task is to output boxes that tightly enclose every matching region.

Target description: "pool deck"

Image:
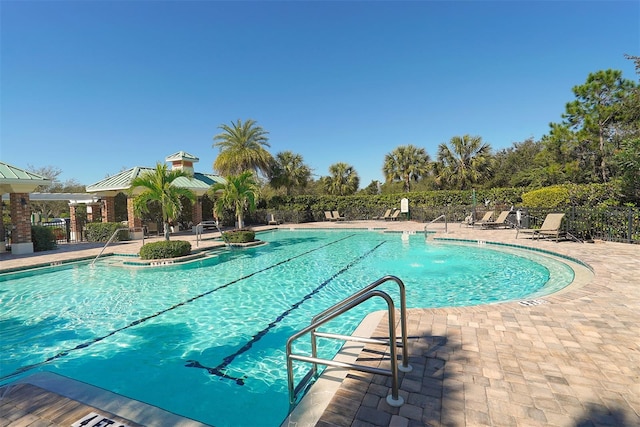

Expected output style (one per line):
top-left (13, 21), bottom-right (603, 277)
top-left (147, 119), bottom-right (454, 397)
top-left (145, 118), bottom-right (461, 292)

top-left (1, 220), bottom-right (639, 426)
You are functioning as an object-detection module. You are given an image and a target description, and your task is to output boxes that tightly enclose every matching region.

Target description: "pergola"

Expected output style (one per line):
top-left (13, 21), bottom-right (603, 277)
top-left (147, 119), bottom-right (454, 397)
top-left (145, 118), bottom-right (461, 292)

top-left (0, 161), bottom-right (50, 254)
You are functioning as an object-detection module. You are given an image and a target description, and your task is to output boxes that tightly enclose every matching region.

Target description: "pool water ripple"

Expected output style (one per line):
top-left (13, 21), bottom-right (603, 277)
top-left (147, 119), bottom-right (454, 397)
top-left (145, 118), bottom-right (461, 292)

top-left (0, 230), bottom-right (574, 427)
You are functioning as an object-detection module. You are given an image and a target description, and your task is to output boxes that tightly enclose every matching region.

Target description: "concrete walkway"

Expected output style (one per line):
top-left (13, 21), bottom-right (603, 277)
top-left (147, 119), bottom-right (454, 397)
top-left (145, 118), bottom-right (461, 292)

top-left (1, 221), bottom-right (638, 426)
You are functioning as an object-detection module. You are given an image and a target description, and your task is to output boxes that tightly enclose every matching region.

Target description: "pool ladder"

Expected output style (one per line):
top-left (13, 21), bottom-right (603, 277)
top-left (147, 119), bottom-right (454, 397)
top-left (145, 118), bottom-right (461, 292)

top-left (285, 275), bottom-right (412, 408)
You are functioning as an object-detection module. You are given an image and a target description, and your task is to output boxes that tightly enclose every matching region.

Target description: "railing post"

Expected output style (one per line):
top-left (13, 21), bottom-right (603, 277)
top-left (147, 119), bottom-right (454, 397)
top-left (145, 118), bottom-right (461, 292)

top-left (629, 207), bottom-right (633, 243)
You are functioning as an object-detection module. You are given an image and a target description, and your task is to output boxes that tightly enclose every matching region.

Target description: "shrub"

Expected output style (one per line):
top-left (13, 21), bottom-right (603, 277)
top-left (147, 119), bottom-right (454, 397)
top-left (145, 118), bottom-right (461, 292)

top-left (223, 229), bottom-right (255, 243)
top-left (31, 226), bottom-right (56, 251)
top-left (139, 240), bottom-right (191, 260)
top-left (85, 222), bottom-right (130, 242)
top-left (521, 186), bottom-right (570, 208)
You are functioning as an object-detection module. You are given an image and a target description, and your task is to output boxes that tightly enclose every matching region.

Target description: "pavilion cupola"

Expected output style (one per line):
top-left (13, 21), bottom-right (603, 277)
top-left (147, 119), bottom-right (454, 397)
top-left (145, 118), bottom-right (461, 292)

top-left (165, 151), bottom-right (199, 175)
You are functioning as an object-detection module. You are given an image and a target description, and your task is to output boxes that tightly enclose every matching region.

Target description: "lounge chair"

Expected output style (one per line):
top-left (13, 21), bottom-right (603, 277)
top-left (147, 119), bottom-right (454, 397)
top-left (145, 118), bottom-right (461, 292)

top-left (374, 209), bottom-right (392, 220)
top-left (472, 211), bottom-right (494, 228)
top-left (480, 211), bottom-right (512, 229)
top-left (267, 214), bottom-right (281, 225)
top-left (388, 210), bottom-right (401, 221)
top-left (516, 213), bottom-right (566, 242)
top-left (324, 211), bottom-right (337, 221)
top-left (145, 222), bottom-right (159, 236)
top-left (332, 211), bottom-right (346, 221)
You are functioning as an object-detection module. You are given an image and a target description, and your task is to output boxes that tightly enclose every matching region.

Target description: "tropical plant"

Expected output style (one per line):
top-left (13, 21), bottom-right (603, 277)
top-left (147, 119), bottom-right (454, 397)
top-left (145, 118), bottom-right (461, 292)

top-left (436, 135), bottom-right (492, 190)
top-left (209, 171), bottom-right (259, 229)
top-left (269, 151), bottom-right (312, 195)
top-left (382, 144), bottom-right (431, 192)
top-left (321, 162), bottom-right (360, 196)
top-left (212, 119), bottom-right (273, 177)
top-left (129, 163), bottom-right (196, 240)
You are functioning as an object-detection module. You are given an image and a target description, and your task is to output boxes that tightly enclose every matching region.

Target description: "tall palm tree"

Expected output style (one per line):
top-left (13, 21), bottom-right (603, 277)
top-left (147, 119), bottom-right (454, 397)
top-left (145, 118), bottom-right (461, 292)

top-left (322, 162), bottom-right (360, 196)
top-left (436, 135), bottom-right (493, 190)
top-left (213, 119), bottom-right (273, 177)
top-left (209, 171), bottom-right (259, 229)
top-left (269, 151), bottom-right (312, 195)
top-left (129, 163), bottom-right (196, 240)
top-left (383, 144), bottom-right (431, 192)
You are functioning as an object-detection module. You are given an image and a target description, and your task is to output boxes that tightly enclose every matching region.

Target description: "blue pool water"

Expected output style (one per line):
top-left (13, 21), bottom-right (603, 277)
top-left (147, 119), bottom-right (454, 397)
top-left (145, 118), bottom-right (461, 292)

top-left (0, 230), bottom-right (574, 426)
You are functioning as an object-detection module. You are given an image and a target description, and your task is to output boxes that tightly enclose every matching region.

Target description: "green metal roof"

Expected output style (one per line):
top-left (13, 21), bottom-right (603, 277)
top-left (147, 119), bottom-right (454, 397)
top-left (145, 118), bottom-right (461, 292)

top-left (0, 161), bottom-right (50, 193)
top-left (0, 162), bottom-right (49, 182)
top-left (86, 166), bottom-right (225, 193)
top-left (165, 151), bottom-right (199, 162)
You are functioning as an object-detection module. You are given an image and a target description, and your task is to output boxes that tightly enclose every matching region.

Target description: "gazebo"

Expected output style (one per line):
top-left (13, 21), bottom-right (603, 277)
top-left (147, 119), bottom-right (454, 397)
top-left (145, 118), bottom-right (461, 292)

top-left (85, 151), bottom-right (225, 232)
top-left (0, 162), bottom-right (50, 254)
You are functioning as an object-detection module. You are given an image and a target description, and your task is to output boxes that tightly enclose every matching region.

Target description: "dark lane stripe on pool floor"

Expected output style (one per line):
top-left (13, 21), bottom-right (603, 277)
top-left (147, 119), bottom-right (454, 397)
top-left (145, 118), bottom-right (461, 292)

top-left (1, 234), bottom-right (358, 383)
top-left (185, 240), bottom-right (387, 384)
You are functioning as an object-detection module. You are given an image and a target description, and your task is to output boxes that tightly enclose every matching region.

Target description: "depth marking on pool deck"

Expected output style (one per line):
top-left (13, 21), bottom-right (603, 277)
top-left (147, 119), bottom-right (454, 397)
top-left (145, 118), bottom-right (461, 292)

top-left (0, 234), bottom-right (358, 383)
top-left (185, 240), bottom-right (387, 385)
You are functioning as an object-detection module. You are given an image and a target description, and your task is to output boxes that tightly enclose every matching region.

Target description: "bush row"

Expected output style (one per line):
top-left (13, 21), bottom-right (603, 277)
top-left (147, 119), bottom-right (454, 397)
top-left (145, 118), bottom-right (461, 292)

top-left (261, 183), bottom-right (625, 221)
top-left (85, 222), bottom-right (130, 243)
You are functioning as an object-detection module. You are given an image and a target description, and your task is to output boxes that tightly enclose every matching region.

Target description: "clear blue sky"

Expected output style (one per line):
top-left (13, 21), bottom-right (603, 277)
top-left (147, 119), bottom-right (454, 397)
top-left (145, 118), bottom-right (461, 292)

top-left (1, 1), bottom-right (638, 188)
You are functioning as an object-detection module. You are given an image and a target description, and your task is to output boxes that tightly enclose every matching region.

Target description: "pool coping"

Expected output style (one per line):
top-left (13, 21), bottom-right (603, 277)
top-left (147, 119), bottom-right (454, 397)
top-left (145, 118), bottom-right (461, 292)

top-left (7, 372), bottom-right (210, 427)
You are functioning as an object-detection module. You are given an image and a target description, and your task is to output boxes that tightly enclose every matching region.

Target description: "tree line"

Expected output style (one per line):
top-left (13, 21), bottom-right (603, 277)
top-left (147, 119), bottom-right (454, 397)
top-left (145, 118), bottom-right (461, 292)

top-left (17, 57), bottom-right (639, 232)
top-left (213, 60), bottom-right (638, 205)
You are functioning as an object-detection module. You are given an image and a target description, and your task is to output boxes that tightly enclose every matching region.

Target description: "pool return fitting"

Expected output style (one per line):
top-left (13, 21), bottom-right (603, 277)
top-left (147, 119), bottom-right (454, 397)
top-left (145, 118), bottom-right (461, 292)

top-left (286, 275), bottom-right (412, 408)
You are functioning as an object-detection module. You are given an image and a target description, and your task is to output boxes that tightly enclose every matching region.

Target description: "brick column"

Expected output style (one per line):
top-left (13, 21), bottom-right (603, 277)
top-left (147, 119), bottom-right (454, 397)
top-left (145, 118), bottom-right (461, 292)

top-left (9, 193), bottom-right (34, 254)
top-left (102, 196), bottom-right (116, 223)
top-left (192, 197), bottom-right (203, 227)
top-left (126, 196), bottom-right (142, 229)
top-left (69, 203), bottom-right (83, 242)
top-left (87, 203), bottom-right (101, 222)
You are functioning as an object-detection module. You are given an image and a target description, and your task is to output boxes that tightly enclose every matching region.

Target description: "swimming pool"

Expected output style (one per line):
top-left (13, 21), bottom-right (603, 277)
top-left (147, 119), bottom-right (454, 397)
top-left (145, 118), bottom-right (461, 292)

top-left (0, 230), bottom-right (576, 426)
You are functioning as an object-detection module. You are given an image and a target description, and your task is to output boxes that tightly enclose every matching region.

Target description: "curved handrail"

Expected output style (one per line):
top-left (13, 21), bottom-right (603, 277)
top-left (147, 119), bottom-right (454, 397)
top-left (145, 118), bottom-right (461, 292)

top-left (311, 275), bottom-right (411, 372)
top-left (194, 222), bottom-right (231, 247)
top-left (424, 214), bottom-right (447, 234)
top-left (286, 289), bottom-right (404, 407)
top-left (90, 227), bottom-right (130, 266)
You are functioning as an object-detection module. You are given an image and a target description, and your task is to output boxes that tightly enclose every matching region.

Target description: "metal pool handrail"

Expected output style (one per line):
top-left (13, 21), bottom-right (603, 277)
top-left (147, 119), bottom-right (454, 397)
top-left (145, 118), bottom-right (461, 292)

top-left (286, 289), bottom-right (405, 408)
top-left (286, 275), bottom-right (412, 408)
top-left (311, 275), bottom-right (412, 372)
top-left (90, 227), bottom-right (130, 266)
top-left (425, 214), bottom-right (447, 234)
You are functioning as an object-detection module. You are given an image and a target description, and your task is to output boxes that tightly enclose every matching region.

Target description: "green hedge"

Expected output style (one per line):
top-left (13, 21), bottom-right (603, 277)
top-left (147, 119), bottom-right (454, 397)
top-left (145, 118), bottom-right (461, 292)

top-left (264, 184), bottom-right (626, 221)
top-left (522, 182), bottom-right (623, 208)
top-left (31, 226), bottom-right (56, 252)
top-left (521, 186), bottom-right (570, 208)
top-left (223, 229), bottom-right (255, 243)
top-left (139, 240), bottom-right (191, 260)
top-left (85, 222), bottom-right (130, 243)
